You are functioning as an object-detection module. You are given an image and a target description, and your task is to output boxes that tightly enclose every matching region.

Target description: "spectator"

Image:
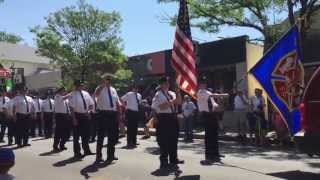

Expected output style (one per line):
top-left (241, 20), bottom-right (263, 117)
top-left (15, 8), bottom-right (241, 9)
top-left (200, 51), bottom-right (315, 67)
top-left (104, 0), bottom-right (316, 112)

top-left (182, 95), bottom-right (197, 142)
top-left (234, 90), bottom-right (249, 144)
top-left (249, 88), bottom-right (267, 146)
top-left (0, 148), bottom-right (16, 180)
top-left (141, 99), bottom-right (151, 139)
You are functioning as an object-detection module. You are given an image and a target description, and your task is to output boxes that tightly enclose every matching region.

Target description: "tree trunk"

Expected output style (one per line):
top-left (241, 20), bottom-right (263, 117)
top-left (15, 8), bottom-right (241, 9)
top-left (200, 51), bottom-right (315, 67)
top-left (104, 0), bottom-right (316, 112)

top-left (288, 0), bottom-right (295, 26)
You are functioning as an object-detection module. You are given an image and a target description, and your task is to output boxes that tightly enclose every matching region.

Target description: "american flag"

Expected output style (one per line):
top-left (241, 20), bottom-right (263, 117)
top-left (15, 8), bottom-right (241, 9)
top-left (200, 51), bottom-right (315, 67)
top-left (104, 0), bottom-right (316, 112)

top-left (172, 0), bottom-right (197, 98)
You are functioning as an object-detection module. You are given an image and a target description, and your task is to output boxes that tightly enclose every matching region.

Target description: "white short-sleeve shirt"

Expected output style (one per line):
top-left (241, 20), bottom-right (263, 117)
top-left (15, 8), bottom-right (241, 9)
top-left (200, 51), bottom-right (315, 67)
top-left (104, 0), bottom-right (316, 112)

top-left (151, 90), bottom-right (176, 114)
top-left (250, 95), bottom-right (265, 112)
top-left (69, 90), bottom-right (94, 113)
top-left (0, 96), bottom-right (10, 112)
top-left (197, 89), bottom-right (218, 112)
top-left (12, 95), bottom-right (34, 114)
top-left (54, 95), bottom-right (70, 114)
top-left (121, 91), bottom-right (142, 112)
top-left (42, 98), bottom-right (54, 113)
top-left (33, 98), bottom-right (43, 113)
top-left (234, 95), bottom-right (248, 110)
top-left (96, 86), bottom-right (120, 111)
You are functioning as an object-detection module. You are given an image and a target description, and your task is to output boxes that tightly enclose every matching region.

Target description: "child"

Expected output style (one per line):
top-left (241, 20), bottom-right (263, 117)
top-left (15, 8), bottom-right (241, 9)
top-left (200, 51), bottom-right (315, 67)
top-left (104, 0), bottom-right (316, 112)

top-left (0, 148), bottom-right (16, 180)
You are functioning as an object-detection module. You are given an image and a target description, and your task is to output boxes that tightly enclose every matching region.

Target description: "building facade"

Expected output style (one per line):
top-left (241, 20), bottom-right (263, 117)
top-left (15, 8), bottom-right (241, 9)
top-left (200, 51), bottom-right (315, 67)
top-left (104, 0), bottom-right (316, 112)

top-left (0, 42), bottom-right (61, 90)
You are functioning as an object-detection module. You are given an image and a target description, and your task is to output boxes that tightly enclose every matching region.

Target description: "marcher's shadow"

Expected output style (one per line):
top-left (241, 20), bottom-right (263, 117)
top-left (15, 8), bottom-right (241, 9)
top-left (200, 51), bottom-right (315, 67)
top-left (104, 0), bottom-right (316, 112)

top-left (39, 150), bottom-right (60, 156)
top-left (151, 167), bottom-right (182, 177)
top-left (80, 161), bottom-right (113, 179)
top-left (144, 147), bottom-right (160, 155)
top-left (53, 157), bottom-right (83, 167)
top-left (175, 175), bottom-right (200, 180)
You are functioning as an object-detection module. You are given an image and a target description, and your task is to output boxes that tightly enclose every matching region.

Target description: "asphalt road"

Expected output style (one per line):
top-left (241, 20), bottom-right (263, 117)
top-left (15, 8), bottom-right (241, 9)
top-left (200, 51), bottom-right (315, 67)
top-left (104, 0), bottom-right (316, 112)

top-left (2, 136), bottom-right (320, 180)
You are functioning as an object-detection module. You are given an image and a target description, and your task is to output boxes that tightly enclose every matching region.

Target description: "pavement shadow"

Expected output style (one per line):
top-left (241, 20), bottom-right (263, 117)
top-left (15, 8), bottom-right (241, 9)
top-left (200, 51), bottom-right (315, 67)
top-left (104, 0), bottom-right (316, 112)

top-left (177, 140), bottom-right (307, 161)
top-left (144, 147), bottom-right (160, 155)
top-left (53, 157), bottom-right (83, 167)
top-left (39, 150), bottom-right (60, 156)
top-left (267, 170), bottom-right (320, 180)
top-left (80, 161), bottom-right (114, 179)
top-left (151, 168), bottom-right (182, 177)
top-left (175, 175), bottom-right (200, 180)
top-left (308, 162), bottom-right (320, 169)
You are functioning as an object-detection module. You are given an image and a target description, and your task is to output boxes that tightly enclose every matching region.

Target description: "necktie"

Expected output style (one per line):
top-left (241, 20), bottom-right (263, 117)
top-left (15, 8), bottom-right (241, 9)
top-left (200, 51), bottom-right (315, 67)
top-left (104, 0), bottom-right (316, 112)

top-left (107, 87), bottom-right (114, 108)
top-left (37, 99), bottom-right (41, 111)
top-left (65, 101), bottom-right (69, 114)
top-left (49, 99), bottom-right (52, 111)
top-left (24, 96), bottom-right (29, 113)
top-left (135, 93), bottom-right (140, 111)
top-left (161, 90), bottom-right (174, 113)
top-left (79, 90), bottom-right (87, 110)
top-left (208, 97), bottom-right (213, 112)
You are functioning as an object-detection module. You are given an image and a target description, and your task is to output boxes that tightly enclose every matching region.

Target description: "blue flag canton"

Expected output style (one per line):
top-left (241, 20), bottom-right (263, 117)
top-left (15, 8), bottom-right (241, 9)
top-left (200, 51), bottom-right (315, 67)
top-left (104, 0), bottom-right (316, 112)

top-left (177, 0), bottom-right (192, 39)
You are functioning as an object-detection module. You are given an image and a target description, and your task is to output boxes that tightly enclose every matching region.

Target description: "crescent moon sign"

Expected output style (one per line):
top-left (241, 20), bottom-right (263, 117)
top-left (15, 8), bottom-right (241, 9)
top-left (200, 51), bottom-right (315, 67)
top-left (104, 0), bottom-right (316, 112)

top-left (147, 59), bottom-right (153, 71)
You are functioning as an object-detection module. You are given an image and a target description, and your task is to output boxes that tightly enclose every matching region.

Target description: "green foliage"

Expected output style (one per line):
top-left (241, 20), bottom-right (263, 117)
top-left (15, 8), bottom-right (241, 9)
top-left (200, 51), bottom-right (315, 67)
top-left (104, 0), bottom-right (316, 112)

top-left (0, 31), bottom-right (23, 44)
top-left (159, 0), bottom-right (288, 50)
top-left (31, 0), bottom-right (128, 90)
top-left (113, 69), bottom-right (133, 92)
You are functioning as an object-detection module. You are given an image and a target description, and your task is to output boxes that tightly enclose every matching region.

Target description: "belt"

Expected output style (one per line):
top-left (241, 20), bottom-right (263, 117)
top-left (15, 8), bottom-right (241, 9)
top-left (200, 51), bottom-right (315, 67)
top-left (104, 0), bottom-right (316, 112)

top-left (98, 110), bottom-right (117, 113)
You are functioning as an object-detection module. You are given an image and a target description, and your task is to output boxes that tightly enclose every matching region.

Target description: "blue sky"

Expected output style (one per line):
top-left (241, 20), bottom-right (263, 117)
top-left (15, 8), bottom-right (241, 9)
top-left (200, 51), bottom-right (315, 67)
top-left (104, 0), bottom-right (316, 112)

top-left (0, 0), bottom-right (261, 56)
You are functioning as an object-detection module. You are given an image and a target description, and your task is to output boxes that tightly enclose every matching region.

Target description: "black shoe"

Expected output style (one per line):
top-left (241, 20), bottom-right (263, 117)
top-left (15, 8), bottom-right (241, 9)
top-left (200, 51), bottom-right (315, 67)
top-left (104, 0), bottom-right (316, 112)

top-left (52, 148), bottom-right (60, 153)
top-left (0, 140), bottom-right (5, 143)
top-left (84, 151), bottom-right (95, 156)
top-left (200, 159), bottom-right (213, 165)
top-left (23, 144), bottom-right (31, 147)
top-left (95, 157), bottom-right (104, 163)
top-left (17, 144), bottom-right (23, 148)
top-left (106, 156), bottom-right (118, 163)
top-left (141, 135), bottom-right (150, 140)
top-left (74, 153), bottom-right (83, 159)
top-left (59, 147), bottom-right (67, 151)
top-left (172, 159), bottom-right (184, 164)
top-left (160, 163), bottom-right (169, 169)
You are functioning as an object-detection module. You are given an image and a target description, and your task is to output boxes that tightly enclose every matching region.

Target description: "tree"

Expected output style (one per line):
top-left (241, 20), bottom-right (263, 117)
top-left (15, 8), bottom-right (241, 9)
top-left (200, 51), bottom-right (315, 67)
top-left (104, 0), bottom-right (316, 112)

top-left (288, 0), bottom-right (320, 36)
top-left (0, 31), bottom-right (23, 44)
top-left (31, 0), bottom-right (129, 88)
top-left (159, 0), bottom-right (288, 50)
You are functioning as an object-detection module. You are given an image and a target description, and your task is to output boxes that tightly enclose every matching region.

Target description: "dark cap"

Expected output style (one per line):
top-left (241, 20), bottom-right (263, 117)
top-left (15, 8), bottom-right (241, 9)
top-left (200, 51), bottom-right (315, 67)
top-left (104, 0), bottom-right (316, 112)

top-left (199, 76), bottom-right (208, 84)
top-left (158, 76), bottom-right (170, 84)
top-left (74, 80), bottom-right (84, 87)
top-left (101, 73), bottom-right (115, 80)
top-left (56, 87), bottom-right (66, 94)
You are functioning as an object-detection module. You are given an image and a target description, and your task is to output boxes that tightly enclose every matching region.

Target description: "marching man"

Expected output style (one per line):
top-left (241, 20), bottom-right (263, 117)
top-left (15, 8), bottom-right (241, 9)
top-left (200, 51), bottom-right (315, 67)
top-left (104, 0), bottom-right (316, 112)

top-left (197, 77), bottom-right (226, 165)
top-left (12, 85), bottom-right (35, 148)
top-left (151, 77), bottom-right (184, 170)
top-left (121, 84), bottom-right (142, 148)
top-left (94, 74), bottom-right (121, 163)
top-left (69, 80), bottom-right (94, 158)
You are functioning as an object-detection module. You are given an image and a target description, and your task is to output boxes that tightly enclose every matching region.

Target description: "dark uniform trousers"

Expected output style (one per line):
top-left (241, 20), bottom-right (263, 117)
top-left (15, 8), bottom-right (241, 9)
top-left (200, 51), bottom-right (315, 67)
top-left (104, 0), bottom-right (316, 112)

top-left (16, 113), bottom-right (31, 146)
top-left (53, 113), bottom-right (71, 149)
top-left (96, 110), bottom-right (119, 159)
top-left (90, 113), bottom-right (98, 142)
top-left (156, 113), bottom-right (179, 165)
top-left (7, 118), bottom-right (15, 145)
top-left (202, 112), bottom-right (220, 160)
top-left (73, 113), bottom-right (91, 155)
top-left (43, 112), bottom-right (53, 138)
top-left (126, 109), bottom-right (140, 145)
top-left (30, 112), bottom-right (43, 136)
top-left (0, 112), bottom-right (8, 141)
